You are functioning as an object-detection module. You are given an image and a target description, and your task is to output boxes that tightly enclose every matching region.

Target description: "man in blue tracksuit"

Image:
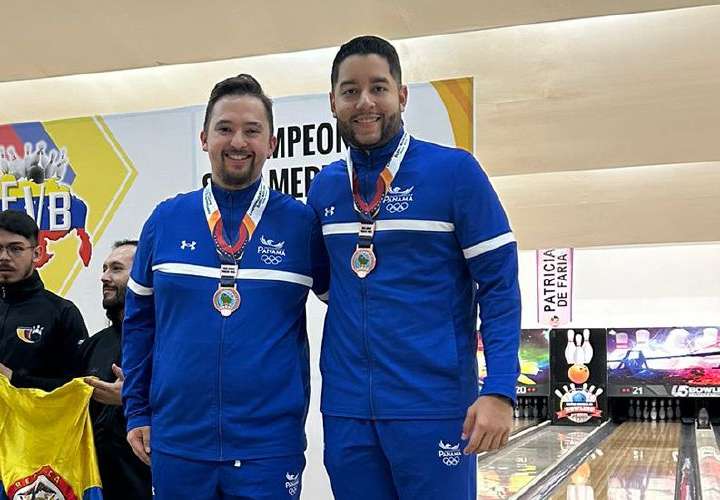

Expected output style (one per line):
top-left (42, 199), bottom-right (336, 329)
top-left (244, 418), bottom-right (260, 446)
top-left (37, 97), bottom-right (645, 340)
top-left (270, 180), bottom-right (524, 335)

top-left (307, 36), bottom-right (521, 499)
top-left (122, 74), bottom-right (328, 499)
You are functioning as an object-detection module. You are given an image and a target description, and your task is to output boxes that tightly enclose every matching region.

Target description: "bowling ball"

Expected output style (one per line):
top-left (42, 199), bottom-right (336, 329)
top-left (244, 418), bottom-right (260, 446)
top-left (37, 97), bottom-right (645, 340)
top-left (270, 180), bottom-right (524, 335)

top-left (572, 392), bottom-right (588, 403)
top-left (568, 363), bottom-right (590, 384)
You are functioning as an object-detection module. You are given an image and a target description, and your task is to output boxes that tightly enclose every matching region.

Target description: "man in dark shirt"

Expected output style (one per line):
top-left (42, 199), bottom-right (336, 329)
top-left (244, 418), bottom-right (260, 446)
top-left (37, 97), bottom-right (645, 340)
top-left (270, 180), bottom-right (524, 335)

top-left (79, 240), bottom-right (152, 500)
top-left (0, 210), bottom-right (88, 391)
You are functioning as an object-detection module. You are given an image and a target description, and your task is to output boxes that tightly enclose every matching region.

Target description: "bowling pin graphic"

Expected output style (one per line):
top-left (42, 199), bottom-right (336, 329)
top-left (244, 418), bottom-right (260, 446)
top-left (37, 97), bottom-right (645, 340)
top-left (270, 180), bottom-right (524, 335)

top-left (650, 399), bottom-right (657, 421)
top-left (582, 329), bottom-right (594, 364)
top-left (703, 327), bottom-right (719, 347)
top-left (659, 400), bottom-right (666, 420)
top-left (636, 329), bottom-right (650, 347)
top-left (566, 330), bottom-right (576, 364)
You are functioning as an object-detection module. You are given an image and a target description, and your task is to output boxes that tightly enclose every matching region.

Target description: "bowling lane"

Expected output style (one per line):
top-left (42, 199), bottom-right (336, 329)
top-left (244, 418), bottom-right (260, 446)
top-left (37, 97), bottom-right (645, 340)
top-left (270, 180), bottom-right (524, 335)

top-left (477, 425), bottom-right (596, 499)
top-left (696, 425), bottom-right (720, 498)
top-left (548, 422), bottom-right (681, 499)
top-left (512, 418), bottom-right (539, 434)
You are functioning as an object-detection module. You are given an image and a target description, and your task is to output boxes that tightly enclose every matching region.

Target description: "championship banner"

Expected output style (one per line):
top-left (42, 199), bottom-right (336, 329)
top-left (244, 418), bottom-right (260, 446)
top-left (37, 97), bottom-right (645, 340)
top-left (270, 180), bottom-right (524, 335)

top-left (536, 248), bottom-right (574, 327)
top-left (0, 377), bottom-right (103, 500)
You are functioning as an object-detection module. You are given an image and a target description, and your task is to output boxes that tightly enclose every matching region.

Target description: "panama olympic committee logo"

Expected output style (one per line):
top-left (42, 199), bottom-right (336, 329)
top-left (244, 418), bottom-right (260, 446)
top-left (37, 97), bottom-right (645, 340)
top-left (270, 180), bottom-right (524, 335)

top-left (383, 186), bottom-right (414, 213)
top-left (284, 472), bottom-right (300, 496)
top-left (438, 440), bottom-right (462, 467)
top-left (257, 235), bottom-right (286, 265)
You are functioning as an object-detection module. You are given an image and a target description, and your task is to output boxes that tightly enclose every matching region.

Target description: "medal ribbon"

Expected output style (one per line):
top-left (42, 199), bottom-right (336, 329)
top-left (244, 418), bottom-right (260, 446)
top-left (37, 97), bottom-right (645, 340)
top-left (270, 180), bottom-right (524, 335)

top-left (203, 179), bottom-right (270, 286)
top-left (345, 130), bottom-right (410, 222)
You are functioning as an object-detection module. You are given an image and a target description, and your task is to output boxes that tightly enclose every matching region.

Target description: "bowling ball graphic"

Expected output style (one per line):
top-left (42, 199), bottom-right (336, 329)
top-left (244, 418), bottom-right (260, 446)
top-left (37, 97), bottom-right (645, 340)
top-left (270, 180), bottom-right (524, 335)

top-left (568, 363), bottom-right (589, 384)
top-left (572, 392), bottom-right (588, 403)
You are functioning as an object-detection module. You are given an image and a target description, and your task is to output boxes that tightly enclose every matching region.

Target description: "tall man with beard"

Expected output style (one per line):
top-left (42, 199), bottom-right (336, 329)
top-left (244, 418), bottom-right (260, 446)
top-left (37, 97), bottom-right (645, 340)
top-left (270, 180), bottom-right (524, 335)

top-left (0, 210), bottom-right (88, 391)
top-left (79, 240), bottom-right (152, 500)
top-left (307, 36), bottom-right (521, 499)
top-left (122, 74), bottom-right (328, 499)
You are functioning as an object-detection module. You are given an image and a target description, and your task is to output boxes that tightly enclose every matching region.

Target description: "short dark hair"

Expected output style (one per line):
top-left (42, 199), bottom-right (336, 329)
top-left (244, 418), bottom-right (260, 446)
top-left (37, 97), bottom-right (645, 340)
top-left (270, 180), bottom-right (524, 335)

top-left (203, 74), bottom-right (274, 134)
top-left (0, 210), bottom-right (39, 245)
top-left (331, 35), bottom-right (402, 88)
top-left (113, 239), bottom-right (138, 249)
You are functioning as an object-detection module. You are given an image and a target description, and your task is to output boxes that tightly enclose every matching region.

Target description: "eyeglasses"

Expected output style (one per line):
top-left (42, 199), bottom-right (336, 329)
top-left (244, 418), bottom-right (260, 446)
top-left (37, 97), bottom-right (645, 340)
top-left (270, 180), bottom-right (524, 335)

top-left (0, 245), bottom-right (34, 258)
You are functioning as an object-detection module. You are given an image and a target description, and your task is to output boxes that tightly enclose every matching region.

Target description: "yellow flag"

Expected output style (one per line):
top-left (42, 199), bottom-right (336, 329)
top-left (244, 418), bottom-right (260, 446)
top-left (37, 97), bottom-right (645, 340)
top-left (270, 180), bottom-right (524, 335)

top-left (0, 377), bottom-right (103, 499)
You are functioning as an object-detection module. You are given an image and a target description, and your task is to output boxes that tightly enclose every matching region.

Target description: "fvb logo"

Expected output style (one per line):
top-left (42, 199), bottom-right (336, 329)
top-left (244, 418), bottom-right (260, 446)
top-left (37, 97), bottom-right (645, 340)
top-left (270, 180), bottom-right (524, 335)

top-left (7, 465), bottom-right (77, 500)
top-left (0, 118), bottom-right (137, 294)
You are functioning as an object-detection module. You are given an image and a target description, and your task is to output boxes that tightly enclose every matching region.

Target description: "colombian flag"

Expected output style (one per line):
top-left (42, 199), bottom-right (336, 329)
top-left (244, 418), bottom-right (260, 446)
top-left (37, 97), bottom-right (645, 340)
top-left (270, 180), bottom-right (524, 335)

top-left (0, 377), bottom-right (103, 499)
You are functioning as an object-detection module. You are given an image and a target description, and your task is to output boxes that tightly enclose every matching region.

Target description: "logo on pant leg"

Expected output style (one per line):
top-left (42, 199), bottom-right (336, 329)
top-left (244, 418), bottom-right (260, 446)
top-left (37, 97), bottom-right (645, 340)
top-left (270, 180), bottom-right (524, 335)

top-left (285, 472), bottom-right (300, 496)
top-left (438, 441), bottom-right (462, 467)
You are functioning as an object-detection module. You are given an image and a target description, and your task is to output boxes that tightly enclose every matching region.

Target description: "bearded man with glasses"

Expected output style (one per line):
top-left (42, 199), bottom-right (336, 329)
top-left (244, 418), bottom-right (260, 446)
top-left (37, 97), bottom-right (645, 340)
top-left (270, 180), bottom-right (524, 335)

top-left (0, 210), bottom-right (88, 391)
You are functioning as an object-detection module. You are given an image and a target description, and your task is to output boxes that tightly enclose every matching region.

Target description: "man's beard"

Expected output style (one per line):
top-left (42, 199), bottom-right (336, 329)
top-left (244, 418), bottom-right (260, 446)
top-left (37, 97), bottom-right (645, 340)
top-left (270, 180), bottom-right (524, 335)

top-left (337, 110), bottom-right (402, 150)
top-left (103, 290), bottom-right (125, 324)
top-left (217, 156), bottom-right (259, 189)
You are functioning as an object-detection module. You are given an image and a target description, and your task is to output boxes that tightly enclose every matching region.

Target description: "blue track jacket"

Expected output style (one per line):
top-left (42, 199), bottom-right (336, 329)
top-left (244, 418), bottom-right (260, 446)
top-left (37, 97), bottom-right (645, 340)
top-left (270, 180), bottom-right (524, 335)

top-left (307, 130), bottom-right (521, 419)
top-left (122, 180), bottom-right (328, 461)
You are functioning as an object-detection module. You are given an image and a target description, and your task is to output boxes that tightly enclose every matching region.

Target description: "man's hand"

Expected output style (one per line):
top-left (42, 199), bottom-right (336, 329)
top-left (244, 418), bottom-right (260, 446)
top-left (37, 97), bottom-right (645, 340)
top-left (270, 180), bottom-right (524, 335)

top-left (127, 426), bottom-right (152, 466)
top-left (84, 364), bottom-right (124, 406)
top-left (462, 395), bottom-right (512, 454)
top-left (0, 363), bottom-right (12, 379)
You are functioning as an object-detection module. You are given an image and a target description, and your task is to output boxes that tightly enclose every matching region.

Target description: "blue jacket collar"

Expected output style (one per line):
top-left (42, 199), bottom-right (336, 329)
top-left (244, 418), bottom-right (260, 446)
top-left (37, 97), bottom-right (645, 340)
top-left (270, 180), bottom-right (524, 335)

top-left (211, 176), bottom-right (262, 210)
top-left (348, 127), bottom-right (406, 171)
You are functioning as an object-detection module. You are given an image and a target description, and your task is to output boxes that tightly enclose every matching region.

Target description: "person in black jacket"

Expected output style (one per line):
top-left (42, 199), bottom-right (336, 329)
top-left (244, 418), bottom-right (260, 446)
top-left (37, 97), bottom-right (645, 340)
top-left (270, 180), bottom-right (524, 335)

top-left (79, 239), bottom-right (152, 500)
top-left (0, 210), bottom-right (88, 391)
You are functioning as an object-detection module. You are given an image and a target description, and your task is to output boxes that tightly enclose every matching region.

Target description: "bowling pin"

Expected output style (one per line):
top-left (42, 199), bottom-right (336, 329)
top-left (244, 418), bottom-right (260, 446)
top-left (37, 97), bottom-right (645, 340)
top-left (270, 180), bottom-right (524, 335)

top-left (667, 399), bottom-right (674, 420)
top-left (523, 398), bottom-right (530, 418)
top-left (566, 330), bottom-right (576, 364)
top-left (659, 400), bottom-right (666, 420)
top-left (573, 343), bottom-right (584, 366)
top-left (628, 399), bottom-right (635, 418)
top-left (582, 329), bottom-right (594, 364)
top-left (698, 408), bottom-right (710, 429)
top-left (643, 400), bottom-right (650, 420)
top-left (531, 399), bottom-right (538, 418)
top-left (650, 399), bottom-right (657, 421)
top-left (675, 399), bottom-right (681, 419)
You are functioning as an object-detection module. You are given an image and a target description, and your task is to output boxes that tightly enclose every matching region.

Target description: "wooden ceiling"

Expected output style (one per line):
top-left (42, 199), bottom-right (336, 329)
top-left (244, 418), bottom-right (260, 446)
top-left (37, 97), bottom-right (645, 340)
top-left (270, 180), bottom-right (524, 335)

top-left (2, 0), bottom-right (717, 82)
